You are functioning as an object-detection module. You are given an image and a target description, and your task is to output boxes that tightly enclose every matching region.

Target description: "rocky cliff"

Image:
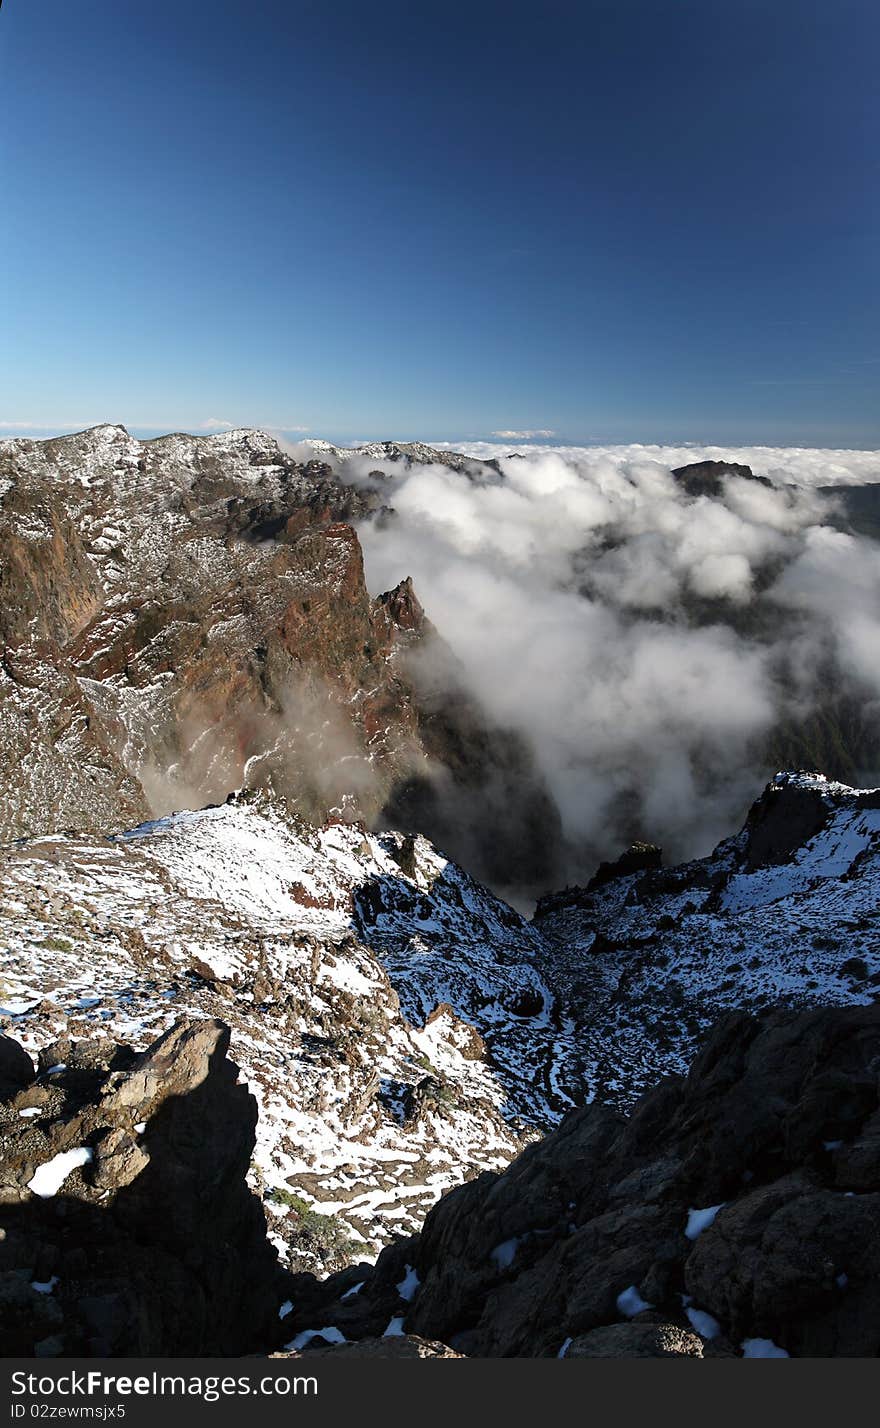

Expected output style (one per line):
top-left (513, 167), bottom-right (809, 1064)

top-left (1, 771), bottom-right (876, 1283)
top-left (0, 425), bottom-right (557, 889)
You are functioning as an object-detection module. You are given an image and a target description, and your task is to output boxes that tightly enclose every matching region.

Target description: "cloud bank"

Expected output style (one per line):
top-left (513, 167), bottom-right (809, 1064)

top-left (491, 429), bottom-right (556, 439)
top-left (332, 442), bottom-right (880, 882)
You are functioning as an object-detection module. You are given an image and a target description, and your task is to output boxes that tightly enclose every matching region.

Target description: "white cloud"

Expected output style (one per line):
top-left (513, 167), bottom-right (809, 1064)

top-left (200, 419), bottom-right (311, 434)
top-left (490, 428), bottom-right (556, 439)
top-left (345, 442), bottom-right (880, 876)
top-left (446, 440), bottom-right (880, 486)
top-left (0, 420), bottom-right (90, 431)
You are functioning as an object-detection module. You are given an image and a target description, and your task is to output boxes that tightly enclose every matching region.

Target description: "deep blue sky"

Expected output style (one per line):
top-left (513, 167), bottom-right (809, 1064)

top-left (1, 0), bottom-right (878, 445)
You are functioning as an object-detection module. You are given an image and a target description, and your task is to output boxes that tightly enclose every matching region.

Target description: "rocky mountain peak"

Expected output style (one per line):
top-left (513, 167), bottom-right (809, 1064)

top-left (375, 576), bottom-right (427, 633)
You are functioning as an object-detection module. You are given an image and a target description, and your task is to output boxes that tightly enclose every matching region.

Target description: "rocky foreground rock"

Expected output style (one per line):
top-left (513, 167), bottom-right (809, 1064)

top-left (0, 1018), bottom-right (285, 1355)
top-left (286, 1005), bottom-right (880, 1358)
top-left (2, 1003), bottom-right (879, 1357)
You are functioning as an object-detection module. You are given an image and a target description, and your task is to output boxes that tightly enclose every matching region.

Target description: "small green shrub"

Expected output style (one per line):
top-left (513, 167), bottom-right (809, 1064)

top-left (267, 1188), bottom-right (357, 1270)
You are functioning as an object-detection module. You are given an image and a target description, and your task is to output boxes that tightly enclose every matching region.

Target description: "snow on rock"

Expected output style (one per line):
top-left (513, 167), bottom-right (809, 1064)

top-left (616, 1285), bottom-right (653, 1318)
top-left (31, 1277), bottom-right (60, 1295)
top-left (396, 1265), bottom-right (420, 1302)
top-left (3, 764), bottom-right (876, 1282)
top-left (27, 1147), bottom-right (93, 1199)
top-left (741, 1337), bottom-right (790, 1358)
top-left (685, 1306), bottom-right (722, 1339)
top-left (537, 772), bottom-right (880, 1108)
top-left (286, 1326), bottom-right (347, 1351)
top-left (0, 793), bottom-right (576, 1267)
top-left (490, 1237), bottom-right (522, 1271)
top-left (685, 1203), bottom-right (726, 1240)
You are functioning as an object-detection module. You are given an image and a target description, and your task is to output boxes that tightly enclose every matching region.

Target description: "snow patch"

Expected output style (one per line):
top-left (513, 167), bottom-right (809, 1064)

top-left (31, 1277), bottom-right (59, 1295)
top-left (686, 1306), bottom-right (721, 1339)
top-left (490, 1237), bottom-right (521, 1270)
top-left (396, 1264), bottom-right (420, 1302)
top-left (27, 1147), bottom-right (93, 1198)
top-left (286, 1326), bottom-right (347, 1351)
top-left (685, 1203), bottom-right (725, 1239)
top-left (616, 1284), bottom-right (653, 1318)
top-left (741, 1337), bottom-right (789, 1358)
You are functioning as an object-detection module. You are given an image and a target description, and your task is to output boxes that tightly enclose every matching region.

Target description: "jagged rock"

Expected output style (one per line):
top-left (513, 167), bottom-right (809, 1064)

top-left (90, 1128), bottom-right (149, 1190)
top-left (0, 1017), bottom-right (285, 1355)
top-left (744, 773), bottom-right (831, 869)
top-left (374, 576), bottom-right (426, 633)
top-left (587, 842), bottom-right (663, 891)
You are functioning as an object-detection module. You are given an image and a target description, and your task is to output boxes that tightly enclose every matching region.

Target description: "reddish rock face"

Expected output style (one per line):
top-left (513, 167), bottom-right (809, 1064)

top-left (374, 575), bottom-right (426, 632)
top-left (0, 427), bottom-right (423, 836)
top-left (0, 425), bottom-right (559, 890)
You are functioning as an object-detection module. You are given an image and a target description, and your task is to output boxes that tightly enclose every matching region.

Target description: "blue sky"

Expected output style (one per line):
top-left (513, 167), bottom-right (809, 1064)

top-left (1, 0), bottom-right (878, 446)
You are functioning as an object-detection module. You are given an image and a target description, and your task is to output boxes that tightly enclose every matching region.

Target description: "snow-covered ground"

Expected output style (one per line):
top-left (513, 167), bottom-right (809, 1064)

top-left (537, 772), bottom-right (880, 1106)
top-left (0, 793), bottom-right (575, 1263)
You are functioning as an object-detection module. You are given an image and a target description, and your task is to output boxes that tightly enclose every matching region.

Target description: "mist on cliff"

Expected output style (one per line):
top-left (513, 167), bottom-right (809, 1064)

top-left (332, 442), bottom-right (880, 880)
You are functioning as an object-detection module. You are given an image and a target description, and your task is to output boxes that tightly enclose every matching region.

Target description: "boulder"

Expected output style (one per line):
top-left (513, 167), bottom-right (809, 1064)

top-left (567, 1321), bottom-right (705, 1357)
top-left (0, 1035), bottom-right (35, 1101)
top-left (0, 1018), bottom-right (288, 1356)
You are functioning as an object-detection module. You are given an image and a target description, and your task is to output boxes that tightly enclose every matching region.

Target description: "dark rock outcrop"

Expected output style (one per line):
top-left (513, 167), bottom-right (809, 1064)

top-left (0, 1018), bottom-right (286, 1355)
top-left (671, 459), bottom-right (772, 498)
top-left (743, 773), bottom-right (831, 870)
top-left (0, 1035), bottom-right (36, 1101)
top-left (587, 842), bottom-right (663, 892)
top-left (374, 576), bottom-right (427, 634)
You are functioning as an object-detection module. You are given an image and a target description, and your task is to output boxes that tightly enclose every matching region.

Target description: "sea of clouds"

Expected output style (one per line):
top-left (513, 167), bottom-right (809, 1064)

top-left (308, 440), bottom-right (880, 878)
